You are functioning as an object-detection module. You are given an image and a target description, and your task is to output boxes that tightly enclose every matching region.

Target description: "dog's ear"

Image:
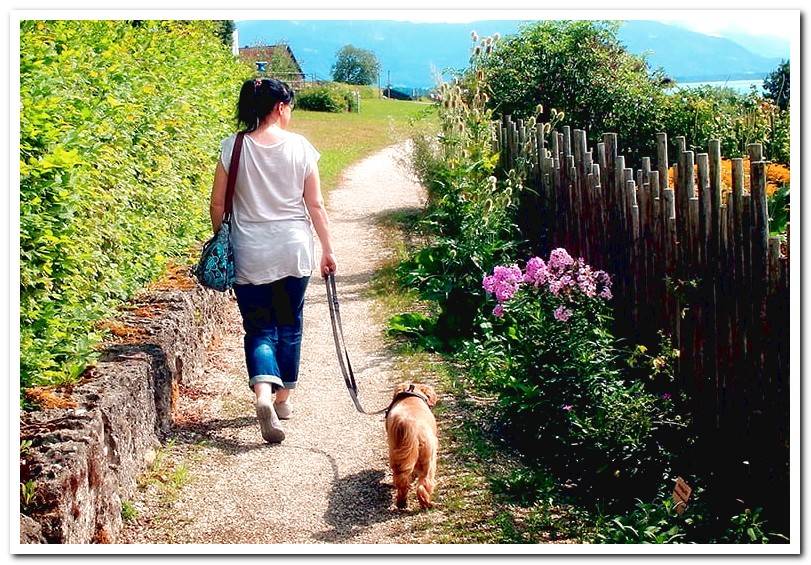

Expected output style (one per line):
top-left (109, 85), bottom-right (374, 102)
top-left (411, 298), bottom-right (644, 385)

top-left (417, 384), bottom-right (438, 407)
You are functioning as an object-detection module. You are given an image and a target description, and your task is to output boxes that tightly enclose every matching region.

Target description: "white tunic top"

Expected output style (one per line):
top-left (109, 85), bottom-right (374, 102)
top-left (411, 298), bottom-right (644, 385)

top-left (219, 132), bottom-right (321, 285)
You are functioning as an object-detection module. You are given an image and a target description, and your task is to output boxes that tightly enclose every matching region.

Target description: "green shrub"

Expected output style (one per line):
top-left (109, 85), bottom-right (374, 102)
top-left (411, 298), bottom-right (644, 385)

top-left (720, 507), bottom-right (789, 543)
top-left (594, 498), bottom-right (686, 543)
top-left (476, 21), bottom-right (669, 162)
top-left (465, 250), bottom-right (684, 500)
top-left (768, 183), bottom-right (790, 236)
top-left (20, 20), bottom-right (251, 390)
top-left (474, 21), bottom-right (789, 167)
top-left (662, 85), bottom-right (788, 162)
top-left (296, 83), bottom-right (357, 113)
top-left (763, 60), bottom-right (790, 111)
top-left (396, 75), bottom-right (522, 346)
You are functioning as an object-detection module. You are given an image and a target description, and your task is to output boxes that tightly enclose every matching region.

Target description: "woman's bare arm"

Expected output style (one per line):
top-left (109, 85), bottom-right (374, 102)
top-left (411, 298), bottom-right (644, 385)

top-left (303, 163), bottom-right (337, 277)
top-left (209, 161), bottom-right (228, 234)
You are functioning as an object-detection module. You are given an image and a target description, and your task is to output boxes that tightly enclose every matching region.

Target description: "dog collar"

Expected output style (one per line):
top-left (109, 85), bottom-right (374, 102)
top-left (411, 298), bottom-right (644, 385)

top-left (385, 385), bottom-right (432, 416)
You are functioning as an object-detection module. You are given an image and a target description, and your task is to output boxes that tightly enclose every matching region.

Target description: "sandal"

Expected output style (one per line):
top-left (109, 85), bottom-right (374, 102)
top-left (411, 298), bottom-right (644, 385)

top-left (255, 397), bottom-right (285, 443)
top-left (274, 400), bottom-right (293, 420)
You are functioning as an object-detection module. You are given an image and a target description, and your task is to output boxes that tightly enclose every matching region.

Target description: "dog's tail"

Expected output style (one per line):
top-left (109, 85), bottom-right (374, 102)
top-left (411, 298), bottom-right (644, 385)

top-left (387, 416), bottom-right (420, 472)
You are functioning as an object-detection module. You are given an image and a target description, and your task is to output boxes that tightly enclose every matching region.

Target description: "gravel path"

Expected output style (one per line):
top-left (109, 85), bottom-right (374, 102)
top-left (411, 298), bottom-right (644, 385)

top-left (120, 142), bottom-right (441, 544)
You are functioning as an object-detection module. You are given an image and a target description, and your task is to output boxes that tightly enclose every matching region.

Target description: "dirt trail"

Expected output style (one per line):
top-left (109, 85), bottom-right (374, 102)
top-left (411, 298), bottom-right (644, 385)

top-left (121, 142), bottom-right (443, 544)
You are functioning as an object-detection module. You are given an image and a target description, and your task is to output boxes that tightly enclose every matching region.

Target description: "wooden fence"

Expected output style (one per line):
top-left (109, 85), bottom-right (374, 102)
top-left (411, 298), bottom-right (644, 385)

top-left (496, 116), bottom-right (790, 526)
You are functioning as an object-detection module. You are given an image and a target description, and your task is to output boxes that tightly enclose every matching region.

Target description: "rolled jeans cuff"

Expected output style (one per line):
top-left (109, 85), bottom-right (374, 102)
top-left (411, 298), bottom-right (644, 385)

top-left (249, 374), bottom-right (284, 391)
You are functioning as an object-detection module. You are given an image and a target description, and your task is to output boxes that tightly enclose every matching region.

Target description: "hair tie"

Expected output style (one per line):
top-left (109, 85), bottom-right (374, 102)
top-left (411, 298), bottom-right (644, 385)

top-left (254, 78), bottom-right (262, 93)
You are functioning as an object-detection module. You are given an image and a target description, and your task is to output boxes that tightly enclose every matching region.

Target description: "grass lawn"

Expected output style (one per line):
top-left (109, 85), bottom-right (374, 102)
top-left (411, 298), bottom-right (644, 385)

top-left (289, 99), bottom-right (437, 195)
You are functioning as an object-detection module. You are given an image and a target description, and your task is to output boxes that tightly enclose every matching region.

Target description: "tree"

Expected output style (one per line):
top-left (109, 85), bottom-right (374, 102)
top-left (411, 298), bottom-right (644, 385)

top-left (763, 60), bottom-right (790, 110)
top-left (475, 21), bottom-right (669, 162)
top-left (214, 20), bottom-right (235, 48)
top-left (331, 44), bottom-right (380, 85)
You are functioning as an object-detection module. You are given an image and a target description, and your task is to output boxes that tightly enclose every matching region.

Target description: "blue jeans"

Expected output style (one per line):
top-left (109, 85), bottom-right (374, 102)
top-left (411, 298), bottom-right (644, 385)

top-left (233, 276), bottom-right (309, 391)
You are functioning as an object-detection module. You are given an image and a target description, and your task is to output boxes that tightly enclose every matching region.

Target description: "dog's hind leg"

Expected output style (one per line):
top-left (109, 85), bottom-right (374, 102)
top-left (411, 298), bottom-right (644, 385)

top-left (392, 466), bottom-right (412, 509)
top-left (416, 444), bottom-right (437, 509)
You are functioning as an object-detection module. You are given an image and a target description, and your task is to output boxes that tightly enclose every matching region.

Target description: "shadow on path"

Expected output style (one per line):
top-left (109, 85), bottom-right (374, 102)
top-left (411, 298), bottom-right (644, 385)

top-left (172, 415), bottom-right (277, 454)
top-left (314, 468), bottom-right (420, 542)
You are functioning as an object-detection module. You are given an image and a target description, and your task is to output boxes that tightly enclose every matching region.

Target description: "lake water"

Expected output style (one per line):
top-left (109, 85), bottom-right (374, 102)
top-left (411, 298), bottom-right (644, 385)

top-left (674, 79), bottom-right (765, 94)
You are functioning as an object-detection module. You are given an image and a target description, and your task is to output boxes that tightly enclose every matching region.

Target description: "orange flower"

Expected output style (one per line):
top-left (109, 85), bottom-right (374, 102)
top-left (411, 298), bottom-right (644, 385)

top-left (666, 158), bottom-right (789, 199)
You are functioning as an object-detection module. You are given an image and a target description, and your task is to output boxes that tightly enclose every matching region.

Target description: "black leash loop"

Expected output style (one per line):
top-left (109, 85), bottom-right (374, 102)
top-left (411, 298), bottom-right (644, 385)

top-left (325, 273), bottom-right (388, 416)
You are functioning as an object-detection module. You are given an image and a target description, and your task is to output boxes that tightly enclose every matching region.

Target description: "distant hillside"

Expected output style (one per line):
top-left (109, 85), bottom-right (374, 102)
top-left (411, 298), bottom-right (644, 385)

top-left (235, 19), bottom-right (787, 89)
top-left (616, 21), bottom-right (785, 82)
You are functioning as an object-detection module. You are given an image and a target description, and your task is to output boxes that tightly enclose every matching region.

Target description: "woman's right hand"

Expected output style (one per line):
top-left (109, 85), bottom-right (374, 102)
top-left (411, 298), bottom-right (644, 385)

top-left (321, 252), bottom-right (337, 278)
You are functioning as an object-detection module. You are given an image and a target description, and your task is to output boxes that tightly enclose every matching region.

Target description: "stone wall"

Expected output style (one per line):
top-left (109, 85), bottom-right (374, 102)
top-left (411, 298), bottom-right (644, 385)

top-left (19, 283), bottom-right (232, 544)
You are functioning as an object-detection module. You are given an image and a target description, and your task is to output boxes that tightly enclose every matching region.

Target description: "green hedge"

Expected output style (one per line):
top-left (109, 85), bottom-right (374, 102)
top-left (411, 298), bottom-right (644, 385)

top-left (296, 85), bottom-right (346, 112)
top-left (296, 82), bottom-right (360, 113)
top-left (20, 20), bottom-right (251, 389)
top-left (354, 84), bottom-right (380, 99)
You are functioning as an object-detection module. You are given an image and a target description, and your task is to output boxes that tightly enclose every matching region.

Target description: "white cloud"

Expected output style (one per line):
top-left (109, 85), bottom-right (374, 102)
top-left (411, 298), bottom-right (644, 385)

top-left (662, 11), bottom-right (795, 41)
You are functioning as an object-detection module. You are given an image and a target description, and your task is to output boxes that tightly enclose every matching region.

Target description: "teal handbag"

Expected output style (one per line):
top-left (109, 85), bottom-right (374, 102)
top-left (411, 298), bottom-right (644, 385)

top-left (194, 132), bottom-right (245, 291)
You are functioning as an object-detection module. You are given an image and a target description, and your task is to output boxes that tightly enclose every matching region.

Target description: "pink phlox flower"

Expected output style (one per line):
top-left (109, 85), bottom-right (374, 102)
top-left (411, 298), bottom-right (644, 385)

top-left (576, 266), bottom-right (598, 297)
top-left (595, 270), bottom-right (613, 300)
top-left (484, 264), bottom-right (523, 303)
top-left (549, 274), bottom-right (574, 296)
top-left (495, 284), bottom-right (518, 302)
top-left (492, 304), bottom-right (504, 318)
top-left (482, 274), bottom-right (497, 293)
top-left (548, 248), bottom-right (574, 272)
top-left (561, 404), bottom-right (573, 411)
top-left (554, 305), bottom-right (573, 322)
top-left (548, 278), bottom-right (565, 296)
top-left (661, 392), bottom-right (672, 400)
top-left (523, 257), bottom-right (548, 286)
top-left (493, 264), bottom-right (523, 284)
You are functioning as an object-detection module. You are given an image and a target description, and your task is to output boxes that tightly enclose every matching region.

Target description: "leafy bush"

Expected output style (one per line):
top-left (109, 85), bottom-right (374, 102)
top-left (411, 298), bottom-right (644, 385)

top-left (663, 86), bottom-right (789, 163)
top-left (466, 249), bottom-right (682, 499)
top-left (768, 183), bottom-right (790, 236)
top-left (594, 497), bottom-right (686, 543)
top-left (397, 71), bottom-right (523, 345)
top-left (296, 83), bottom-right (358, 113)
top-left (475, 21), bottom-right (669, 162)
top-left (763, 60), bottom-right (790, 111)
top-left (720, 507), bottom-right (789, 544)
top-left (20, 20), bottom-right (250, 389)
top-left (593, 495), bottom-right (789, 544)
top-left (296, 85), bottom-right (345, 112)
top-left (474, 21), bottom-right (790, 168)
top-left (355, 85), bottom-right (380, 99)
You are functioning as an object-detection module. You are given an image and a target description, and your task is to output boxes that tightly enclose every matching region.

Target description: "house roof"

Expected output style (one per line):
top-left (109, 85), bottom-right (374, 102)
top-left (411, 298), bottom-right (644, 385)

top-left (238, 44), bottom-right (304, 76)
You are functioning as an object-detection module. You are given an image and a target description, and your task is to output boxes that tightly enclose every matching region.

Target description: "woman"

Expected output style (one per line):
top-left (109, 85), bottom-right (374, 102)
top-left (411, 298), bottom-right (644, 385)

top-left (209, 78), bottom-right (337, 443)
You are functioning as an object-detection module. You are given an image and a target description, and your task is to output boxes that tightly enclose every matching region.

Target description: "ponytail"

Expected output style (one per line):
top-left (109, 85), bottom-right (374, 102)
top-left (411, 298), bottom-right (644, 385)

top-left (236, 77), bottom-right (295, 132)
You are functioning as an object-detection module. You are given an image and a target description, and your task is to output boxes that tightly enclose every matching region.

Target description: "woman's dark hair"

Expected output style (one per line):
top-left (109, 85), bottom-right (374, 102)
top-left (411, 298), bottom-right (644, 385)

top-left (236, 77), bottom-right (295, 132)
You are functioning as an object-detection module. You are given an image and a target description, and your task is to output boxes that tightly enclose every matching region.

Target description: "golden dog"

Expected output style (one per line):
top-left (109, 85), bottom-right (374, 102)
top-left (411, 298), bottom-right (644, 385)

top-left (385, 382), bottom-right (438, 510)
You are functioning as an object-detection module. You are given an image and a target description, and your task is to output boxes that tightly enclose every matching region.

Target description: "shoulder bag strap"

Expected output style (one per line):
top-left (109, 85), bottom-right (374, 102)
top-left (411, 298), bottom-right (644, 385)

top-left (223, 131), bottom-right (246, 222)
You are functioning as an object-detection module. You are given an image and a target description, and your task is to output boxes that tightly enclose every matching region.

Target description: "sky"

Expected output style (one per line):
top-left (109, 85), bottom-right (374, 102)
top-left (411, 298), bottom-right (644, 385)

top-left (664, 13), bottom-right (793, 59)
top-left (663, 12), bottom-right (794, 38)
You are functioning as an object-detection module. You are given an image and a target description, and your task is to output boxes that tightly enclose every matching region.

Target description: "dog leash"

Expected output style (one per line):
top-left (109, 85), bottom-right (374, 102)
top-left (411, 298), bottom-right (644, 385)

top-left (325, 272), bottom-right (388, 415)
top-left (325, 273), bottom-right (430, 416)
